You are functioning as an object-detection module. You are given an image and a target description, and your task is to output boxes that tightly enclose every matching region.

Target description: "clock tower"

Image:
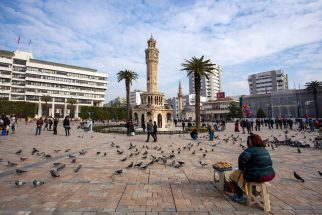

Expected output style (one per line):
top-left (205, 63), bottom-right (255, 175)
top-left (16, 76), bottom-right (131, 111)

top-left (145, 35), bottom-right (159, 93)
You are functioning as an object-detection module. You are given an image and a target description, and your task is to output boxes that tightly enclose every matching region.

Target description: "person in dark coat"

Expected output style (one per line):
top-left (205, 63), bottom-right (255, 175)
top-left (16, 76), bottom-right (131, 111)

top-left (229, 133), bottom-right (275, 204)
top-left (53, 117), bottom-right (58, 135)
top-left (145, 120), bottom-right (154, 142)
top-left (35, 117), bottom-right (43, 135)
top-left (63, 116), bottom-right (70, 136)
top-left (153, 121), bottom-right (158, 142)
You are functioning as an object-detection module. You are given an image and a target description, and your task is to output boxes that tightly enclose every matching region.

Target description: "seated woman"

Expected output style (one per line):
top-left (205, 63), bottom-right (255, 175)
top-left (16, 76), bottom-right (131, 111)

top-left (190, 128), bottom-right (198, 140)
top-left (229, 133), bottom-right (275, 204)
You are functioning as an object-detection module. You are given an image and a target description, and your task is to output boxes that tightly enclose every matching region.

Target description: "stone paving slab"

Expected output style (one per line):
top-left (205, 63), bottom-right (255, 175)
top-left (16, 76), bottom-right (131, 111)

top-left (0, 122), bottom-right (321, 215)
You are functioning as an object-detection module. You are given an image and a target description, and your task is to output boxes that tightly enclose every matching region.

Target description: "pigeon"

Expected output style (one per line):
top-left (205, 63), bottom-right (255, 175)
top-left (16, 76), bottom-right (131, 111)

top-left (15, 150), bottom-right (22, 154)
top-left (297, 148), bottom-right (301, 153)
top-left (33, 179), bottom-right (45, 187)
top-left (8, 161), bottom-right (17, 166)
top-left (116, 145), bottom-right (120, 149)
top-left (128, 153), bottom-right (133, 157)
top-left (71, 158), bottom-right (76, 163)
top-left (16, 169), bottom-right (27, 174)
top-left (56, 164), bottom-right (66, 171)
top-left (203, 153), bottom-right (206, 157)
top-left (192, 150), bottom-right (195, 155)
top-left (104, 152), bottom-right (107, 156)
top-left (49, 169), bottom-right (60, 177)
top-left (199, 161), bottom-right (207, 167)
top-left (69, 154), bottom-right (76, 159)
top-left (293, 171), bottom-right (305, 182)
top-left (127, 162), bottom-right (134, 168)
top-left (32, 148), bottom-right (39, 155)
top-left (97, 151), bottom-right (101, 155)
top-left (54, 149), bottom-right (61, 153)
top-left (20, 157), bottom-right (28, 161)
top-left (53, 162), bottom-right (63, 166)
top-left (117, 149), bottom-right (123, 155)
top-left (318, 171), bottom-right (322, 176)
top-left (140, 163), bottom-right (149, 169)
top-left (15, 180), bottom-right (26, 187)
top-left (79, 150), bottom-right (87, 155)
top-left (120, 157), bottom-right (127, 162)
top-left (45, 154), bottom-right (52, 158)
top-left (143, 151), bottom-right (148, 155)
top-left (115, 169), bottom-right (123, 174)
top-left (142, 155), bottom-right (147, 159)
top-left (74, 164), bottom-right (82, 173)
top-left (134, 162), bottom-right (143, 167)
top-left (65, 149), bottom-right (71, 152)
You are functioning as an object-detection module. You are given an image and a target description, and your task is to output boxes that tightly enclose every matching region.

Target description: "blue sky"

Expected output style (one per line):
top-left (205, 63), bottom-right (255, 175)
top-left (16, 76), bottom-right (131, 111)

top-left (1, 0), bottom-right (322, 102)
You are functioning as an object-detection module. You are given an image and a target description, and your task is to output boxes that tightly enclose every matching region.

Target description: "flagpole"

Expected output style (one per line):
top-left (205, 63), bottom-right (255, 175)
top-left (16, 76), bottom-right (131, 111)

top-left (17, 35), bottom-right (20, 51)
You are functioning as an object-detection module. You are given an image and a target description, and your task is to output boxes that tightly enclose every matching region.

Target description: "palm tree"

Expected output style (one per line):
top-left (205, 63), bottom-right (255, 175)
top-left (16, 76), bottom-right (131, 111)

top-left (41, 95), bottom-right (52, 117)
top-left (181, 56), bottom-right (217, 129)
top-left (117, 70), bottom-right (139, 122)
top-left (305, 80), bottom-right (322, 118)
top-left (67, 97), bottom-right (78, 119)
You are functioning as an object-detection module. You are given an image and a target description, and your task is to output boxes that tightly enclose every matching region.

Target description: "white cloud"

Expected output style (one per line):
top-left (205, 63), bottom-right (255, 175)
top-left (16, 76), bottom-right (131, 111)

top-left (0, 0), bottom-right (321, 101)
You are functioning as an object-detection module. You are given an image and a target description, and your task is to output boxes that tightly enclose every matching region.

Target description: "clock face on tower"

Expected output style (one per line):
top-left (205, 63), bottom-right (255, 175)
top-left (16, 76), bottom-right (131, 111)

top-left (153, 53), bottom-right (157, 58)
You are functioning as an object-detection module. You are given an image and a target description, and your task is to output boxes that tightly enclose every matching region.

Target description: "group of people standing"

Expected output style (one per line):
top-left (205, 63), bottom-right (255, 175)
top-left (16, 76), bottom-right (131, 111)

top-left (0, 115), bottom-right (16, 136)
top-left (235, 118), bottom-right (320, 133)
top-left (35, 116), bottom-right (70, 136)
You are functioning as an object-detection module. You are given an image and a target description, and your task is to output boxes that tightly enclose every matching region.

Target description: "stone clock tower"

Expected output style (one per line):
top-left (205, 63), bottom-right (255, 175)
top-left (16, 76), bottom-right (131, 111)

top-left (132, 36), bottom-right (173, 128)
top-left (145, 36), bottom-right (159, 93)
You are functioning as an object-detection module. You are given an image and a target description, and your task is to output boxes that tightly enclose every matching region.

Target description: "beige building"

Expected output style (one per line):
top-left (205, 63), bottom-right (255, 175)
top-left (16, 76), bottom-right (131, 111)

top-left (132, 36), bottom-right (173, 128)
top-left (201, 97), bottom-right (239, 120)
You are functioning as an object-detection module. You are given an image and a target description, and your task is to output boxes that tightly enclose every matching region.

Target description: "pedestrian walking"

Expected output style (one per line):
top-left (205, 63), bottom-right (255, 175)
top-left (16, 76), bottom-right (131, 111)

top-left (53, 117), bottom-right (58, 135)
top-left (48, 118), bottom-right (53, 130)
top-left (153, 121), bottom-right (158, 142)
top-left (145, 120), bottom-right (154, 142)
top-left (35, 117), bottom-right (43, 135)
top-left (63, 116), bottom-right (71, 136)
top-left (182, 121), bottom-right (185, 131)
top-left (43, 118), bottom-right (49, 131)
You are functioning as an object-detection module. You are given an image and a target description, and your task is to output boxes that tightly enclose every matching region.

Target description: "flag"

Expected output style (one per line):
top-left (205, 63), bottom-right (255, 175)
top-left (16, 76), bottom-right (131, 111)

top-left (29, 39), bottom-right (31, 45)
top-left (17, 35), bottom-right (20, 44)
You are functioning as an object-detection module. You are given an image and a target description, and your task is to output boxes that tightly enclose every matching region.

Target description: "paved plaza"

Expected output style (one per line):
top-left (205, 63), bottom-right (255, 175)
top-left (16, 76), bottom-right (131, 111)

top-left (0, 122), bottom-right (321, 215)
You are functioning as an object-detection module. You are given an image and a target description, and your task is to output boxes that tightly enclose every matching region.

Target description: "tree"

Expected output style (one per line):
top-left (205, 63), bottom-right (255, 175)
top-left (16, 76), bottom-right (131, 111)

top-left (305, 80), bottom-right (322, 118)
top-left (181, 56), bottom-right (217, 129)
top-left (41, 95), bottom-right (52, 117)
top-left (227, 103), bottom-right (242, 119)
top-left (67, 97), bottom-right (78, 119)
top-left (256, 108), bottom-right (266, 118)
top-left (116, 70), bottom-right (139, 122)
top-left (0, 101), bottom-right (37, 118)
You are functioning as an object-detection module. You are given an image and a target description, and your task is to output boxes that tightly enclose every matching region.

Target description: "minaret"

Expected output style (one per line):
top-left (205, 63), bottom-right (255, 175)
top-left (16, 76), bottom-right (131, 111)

top-left (178, 81), bottom-right (183, 115)
top-left (145, 35), bottom-right (159, 93)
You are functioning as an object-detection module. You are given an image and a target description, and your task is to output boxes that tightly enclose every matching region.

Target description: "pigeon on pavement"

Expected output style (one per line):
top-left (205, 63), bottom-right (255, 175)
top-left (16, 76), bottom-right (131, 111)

top-left (15, 180), bottom-right (26, 187)
top-left (33, 179), bottom-right (45, 187)
top-left (293, 171), bottom-right (305, 182)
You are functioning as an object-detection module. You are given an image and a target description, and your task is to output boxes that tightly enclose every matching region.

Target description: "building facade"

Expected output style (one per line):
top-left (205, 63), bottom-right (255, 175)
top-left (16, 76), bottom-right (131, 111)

top-left (130, 89), bottom-right (144, 106)
top-left (105, 97), bottom-right (126, 107)
top-left (132, 36), bottom-right (173, 128)
top-left (189, 64), bottom-right (221, 101)
top-left (242, 89), bottom-right (322, 118)
top-left (248, 70), bottom-right (288, 95)
top-left (0, 50), bottom-right (107, 118)
top-left (201, 97), bottom-right (239, 121)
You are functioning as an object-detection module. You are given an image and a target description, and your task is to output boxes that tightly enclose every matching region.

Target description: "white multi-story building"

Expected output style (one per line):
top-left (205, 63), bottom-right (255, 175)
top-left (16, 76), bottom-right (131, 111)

top-left (188, 64), bottom-right (221, 101)
top-left (248, 70), bottom-right (288, 95)
top-left (0, 50), bottom-right (107, 118)
top-left (130, 89), bottom-right (145, 106)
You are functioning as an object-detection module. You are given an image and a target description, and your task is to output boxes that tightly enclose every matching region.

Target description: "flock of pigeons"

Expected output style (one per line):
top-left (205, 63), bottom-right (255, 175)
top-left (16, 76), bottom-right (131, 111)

top-left (5, 147), bottom-right (83, 187)
top-left (2, 129), bottom-right (321, 188)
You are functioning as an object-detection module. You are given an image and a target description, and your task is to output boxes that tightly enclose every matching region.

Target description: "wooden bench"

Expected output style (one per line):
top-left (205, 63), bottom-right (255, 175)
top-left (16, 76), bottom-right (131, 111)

top-left (247, 182), bottom-right (271, 212)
